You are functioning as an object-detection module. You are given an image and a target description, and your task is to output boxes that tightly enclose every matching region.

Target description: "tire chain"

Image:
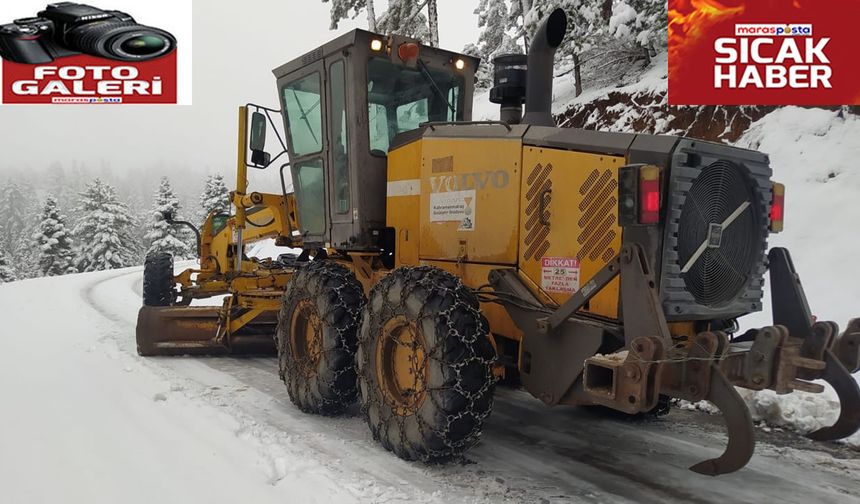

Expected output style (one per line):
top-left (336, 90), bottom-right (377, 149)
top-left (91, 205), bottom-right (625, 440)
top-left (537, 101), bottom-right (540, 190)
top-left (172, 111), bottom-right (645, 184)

top-left (276, 261), bottom-right (366, 415)
top-left (357, 266), bottom-right (497, 462)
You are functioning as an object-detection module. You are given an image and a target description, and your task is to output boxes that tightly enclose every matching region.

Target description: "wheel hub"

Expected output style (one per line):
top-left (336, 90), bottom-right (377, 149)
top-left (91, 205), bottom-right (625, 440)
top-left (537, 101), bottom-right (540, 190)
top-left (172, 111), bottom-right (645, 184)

top-left (376, 316), bottom-right (428, 416)
top-left (290, 299), bottom-right (323, 378)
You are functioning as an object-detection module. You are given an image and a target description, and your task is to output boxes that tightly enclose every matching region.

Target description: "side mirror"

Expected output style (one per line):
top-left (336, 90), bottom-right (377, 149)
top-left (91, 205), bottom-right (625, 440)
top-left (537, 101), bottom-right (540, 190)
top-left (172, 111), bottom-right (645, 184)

top-left (249, 111), bottom-right (271, 167)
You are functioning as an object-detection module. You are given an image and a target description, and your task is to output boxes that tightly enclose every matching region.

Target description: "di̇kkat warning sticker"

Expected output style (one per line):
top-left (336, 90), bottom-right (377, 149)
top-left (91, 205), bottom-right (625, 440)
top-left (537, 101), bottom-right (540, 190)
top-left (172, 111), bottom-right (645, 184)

top-left (541, 257), bottom-right (580, 294)
top-left (429, 189), bottom-right (475, 231)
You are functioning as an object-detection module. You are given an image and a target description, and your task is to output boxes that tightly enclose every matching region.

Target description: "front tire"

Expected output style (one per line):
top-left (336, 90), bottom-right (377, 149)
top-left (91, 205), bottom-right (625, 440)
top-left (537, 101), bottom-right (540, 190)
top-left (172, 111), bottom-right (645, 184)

top-left (276, 261), bottom-right (366, 415)
top-left (143, 252), bottom-right (175, 306)
top-left (358, 267), bottom-right (496, 462)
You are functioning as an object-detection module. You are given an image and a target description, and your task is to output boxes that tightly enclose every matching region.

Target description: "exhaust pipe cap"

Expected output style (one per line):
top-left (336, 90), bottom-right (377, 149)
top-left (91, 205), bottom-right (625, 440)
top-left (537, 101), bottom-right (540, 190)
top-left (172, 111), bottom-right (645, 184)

top-left (522, 8), bottom-right (568, 127)
top-left (544, 9), bottom-right (568, 49)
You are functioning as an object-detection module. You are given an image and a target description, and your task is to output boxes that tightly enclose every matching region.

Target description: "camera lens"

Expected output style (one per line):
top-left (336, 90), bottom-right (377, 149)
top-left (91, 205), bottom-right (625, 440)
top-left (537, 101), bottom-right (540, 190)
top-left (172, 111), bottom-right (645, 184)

top-left (66, 21), bottom-right (176, 61)
top-left (119, 35), bottom-right (166, 56)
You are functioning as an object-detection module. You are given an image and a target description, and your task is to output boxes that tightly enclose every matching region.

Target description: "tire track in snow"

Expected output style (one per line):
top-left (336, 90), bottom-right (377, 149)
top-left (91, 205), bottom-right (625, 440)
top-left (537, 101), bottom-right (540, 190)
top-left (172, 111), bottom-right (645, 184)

top-left (82, 269), bottom-right (860, 504)
top-left (80, 267), bottom-right (143, 327)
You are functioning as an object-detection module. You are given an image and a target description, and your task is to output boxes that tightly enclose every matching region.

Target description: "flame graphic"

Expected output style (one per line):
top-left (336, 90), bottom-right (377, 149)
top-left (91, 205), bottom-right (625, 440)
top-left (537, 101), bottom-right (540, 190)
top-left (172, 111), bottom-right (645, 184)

top-left (669, 0), bottom-right (808, 48)
top-left (668, 1), bottom-right (742, 47)
top-left (668, 0), bottom-right (743, 85)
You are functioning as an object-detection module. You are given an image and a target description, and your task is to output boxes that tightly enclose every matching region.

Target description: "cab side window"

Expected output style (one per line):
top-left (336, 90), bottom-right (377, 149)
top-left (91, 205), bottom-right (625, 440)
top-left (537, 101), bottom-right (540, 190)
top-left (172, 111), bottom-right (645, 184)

top-left (329, 60), bottom-right (350, 214)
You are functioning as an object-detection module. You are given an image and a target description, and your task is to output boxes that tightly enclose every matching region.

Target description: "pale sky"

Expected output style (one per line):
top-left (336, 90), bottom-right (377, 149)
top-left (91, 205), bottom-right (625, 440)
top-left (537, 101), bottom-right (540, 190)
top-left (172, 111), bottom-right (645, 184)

top-left (0, 0), bottom-right (480, 175)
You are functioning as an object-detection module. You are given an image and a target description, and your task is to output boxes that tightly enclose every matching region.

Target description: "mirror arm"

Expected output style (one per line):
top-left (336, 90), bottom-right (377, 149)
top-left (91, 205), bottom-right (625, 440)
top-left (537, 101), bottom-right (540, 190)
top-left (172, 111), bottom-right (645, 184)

top-left (164, 213), bottom-right (202, 257)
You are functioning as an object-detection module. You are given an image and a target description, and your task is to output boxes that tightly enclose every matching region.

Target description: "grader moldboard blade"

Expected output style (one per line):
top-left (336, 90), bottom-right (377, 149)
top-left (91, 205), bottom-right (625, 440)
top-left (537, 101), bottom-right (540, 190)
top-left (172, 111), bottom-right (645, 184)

top-left (136, 306), bottom-right (277, 356)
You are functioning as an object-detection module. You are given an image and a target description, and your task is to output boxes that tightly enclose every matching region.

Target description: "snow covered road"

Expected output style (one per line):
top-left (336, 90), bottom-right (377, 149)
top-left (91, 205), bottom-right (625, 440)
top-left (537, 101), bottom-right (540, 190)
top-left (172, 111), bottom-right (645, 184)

top-left (1, 269), bottom-right (859, 503)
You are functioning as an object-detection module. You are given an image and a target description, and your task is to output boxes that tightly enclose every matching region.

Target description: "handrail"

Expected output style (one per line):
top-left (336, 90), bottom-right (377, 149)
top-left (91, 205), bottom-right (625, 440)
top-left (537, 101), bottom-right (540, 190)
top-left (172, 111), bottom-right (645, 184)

top-left (420, 120), bottom-right (513, 132)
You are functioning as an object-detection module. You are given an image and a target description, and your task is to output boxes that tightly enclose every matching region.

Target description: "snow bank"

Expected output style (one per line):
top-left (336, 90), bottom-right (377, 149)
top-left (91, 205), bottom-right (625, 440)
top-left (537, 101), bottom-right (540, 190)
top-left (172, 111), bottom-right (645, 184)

top-left (558, 52), bottom-right (668, 113)
top-left (740, 388), bottom-right (854, 442)
top-left (247, 238), bottom-right (302, 260)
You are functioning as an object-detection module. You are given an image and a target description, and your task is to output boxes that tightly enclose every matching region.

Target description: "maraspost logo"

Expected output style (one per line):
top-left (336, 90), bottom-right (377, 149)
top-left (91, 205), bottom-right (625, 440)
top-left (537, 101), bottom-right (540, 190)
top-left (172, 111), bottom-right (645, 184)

top-left (668, 0), bottom-right (860, 105)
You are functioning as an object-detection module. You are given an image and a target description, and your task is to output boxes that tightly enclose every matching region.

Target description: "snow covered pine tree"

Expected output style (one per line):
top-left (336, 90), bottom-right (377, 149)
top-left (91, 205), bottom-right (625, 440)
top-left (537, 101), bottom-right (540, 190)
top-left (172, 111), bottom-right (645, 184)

top-left (145, 177), bottom-right (192, 259)
top-left (609, 0), bottom-right (668, 61)
top-left (33, 195), bottom-right (76, 276)
top-left (0, 246), bottom-right (16, 283)
top-left (376, 0), bottom-right (435, 45)
top-left (323, 0), bottom-right (378, 31)
top-left (508, 0), bottom-right (535, 52)
top-left (323, 0), bottom-right (437, 45)
top-left (199, 174), bottom-right (231, 219)
top-left (0, 181), bottom-right (30, 262)
top-left (73, 179), bottom-right (139, 272)
top-left (468, 0), bottom-right (521, 88)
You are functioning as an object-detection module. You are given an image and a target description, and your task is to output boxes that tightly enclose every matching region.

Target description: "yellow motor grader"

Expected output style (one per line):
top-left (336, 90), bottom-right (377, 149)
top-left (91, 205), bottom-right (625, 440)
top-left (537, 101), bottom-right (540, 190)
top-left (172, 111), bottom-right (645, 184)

top-left (136, 9), bottom-right (860, 475)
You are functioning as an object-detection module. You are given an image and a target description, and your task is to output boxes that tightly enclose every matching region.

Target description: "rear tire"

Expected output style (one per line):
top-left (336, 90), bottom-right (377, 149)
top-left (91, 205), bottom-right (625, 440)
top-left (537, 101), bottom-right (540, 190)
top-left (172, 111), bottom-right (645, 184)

top-left (143, 252), bottom-right (175, 306)
top-left (276, 261), bottom-right (366, 415)
top-left (358, 266), bottom-right (496, 462)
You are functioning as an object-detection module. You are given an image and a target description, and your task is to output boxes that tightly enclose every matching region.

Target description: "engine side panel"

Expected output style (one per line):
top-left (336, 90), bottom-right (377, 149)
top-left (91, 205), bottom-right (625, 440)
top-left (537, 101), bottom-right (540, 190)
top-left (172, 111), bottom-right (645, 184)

top-left (519, 146), bottom-right (625, 320)
top-left (418, 137), bottom-right (524, 265)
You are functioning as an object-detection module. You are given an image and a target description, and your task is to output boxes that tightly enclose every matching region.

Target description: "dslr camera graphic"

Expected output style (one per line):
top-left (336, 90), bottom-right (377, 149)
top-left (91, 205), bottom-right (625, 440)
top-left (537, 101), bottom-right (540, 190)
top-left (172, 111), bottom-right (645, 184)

top-left (0, 2), bottom-right (176, 64)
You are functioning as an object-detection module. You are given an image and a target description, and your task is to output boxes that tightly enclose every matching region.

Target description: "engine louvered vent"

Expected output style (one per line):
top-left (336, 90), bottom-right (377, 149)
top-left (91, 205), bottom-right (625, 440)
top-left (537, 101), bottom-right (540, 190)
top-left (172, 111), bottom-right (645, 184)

top-left (577, 169), bottom-right (617, 262)
top-left (676, 160), bottom-right (763, 306)
top-left (523, 162), bottom-right (552, 261)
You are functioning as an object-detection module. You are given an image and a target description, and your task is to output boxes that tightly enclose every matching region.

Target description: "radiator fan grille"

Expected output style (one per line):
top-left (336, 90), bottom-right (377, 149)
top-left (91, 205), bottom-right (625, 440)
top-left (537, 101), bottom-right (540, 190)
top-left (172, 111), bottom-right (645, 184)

top-left (677, 160), bottom-right (762, 306)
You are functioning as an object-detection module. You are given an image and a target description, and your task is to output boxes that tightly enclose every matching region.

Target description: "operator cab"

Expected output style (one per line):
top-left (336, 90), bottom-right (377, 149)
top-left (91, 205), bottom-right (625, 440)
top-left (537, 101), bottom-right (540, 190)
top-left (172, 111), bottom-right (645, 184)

top-left (270, 30), bottom-right (478, 252)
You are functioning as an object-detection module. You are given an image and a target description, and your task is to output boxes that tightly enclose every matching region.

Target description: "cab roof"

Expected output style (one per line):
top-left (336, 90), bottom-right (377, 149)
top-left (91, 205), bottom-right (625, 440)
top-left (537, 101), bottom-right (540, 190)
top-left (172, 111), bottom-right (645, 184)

top-left (272, 29), bottom-right (480, 79)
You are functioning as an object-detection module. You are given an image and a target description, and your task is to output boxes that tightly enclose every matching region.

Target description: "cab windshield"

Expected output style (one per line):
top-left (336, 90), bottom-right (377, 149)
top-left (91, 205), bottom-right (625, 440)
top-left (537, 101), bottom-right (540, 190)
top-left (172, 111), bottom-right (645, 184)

top-left (367, 57), bottom-right (465, 154)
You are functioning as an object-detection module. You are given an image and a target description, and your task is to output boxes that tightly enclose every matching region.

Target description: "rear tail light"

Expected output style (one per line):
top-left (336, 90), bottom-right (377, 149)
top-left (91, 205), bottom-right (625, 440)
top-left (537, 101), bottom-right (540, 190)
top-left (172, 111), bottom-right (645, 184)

top-left (618, 164), bottom-right (662, 227)
top-left (639, 165), bottom-right (661, 225)
top-left (770, 182), bottom-right (785, 232)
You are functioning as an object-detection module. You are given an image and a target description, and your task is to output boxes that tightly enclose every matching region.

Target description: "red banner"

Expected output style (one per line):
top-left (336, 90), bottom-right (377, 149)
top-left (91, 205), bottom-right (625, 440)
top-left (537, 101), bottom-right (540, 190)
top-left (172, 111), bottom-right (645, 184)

top-left (668, 0), bottom-right (860, 105)
top-left (2, 51), bottom-right (177, 104)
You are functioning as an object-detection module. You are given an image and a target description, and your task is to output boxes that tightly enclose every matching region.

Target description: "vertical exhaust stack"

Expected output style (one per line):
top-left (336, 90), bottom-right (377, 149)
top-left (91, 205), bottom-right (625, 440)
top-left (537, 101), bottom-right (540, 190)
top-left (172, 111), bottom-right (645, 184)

top-left (522, 8), bottom-right (568, 127)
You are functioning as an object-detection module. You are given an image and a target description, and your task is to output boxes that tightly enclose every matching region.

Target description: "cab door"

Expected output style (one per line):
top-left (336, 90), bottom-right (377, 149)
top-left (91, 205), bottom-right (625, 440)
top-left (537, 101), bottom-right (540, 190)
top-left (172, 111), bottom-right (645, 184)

top-left (279, 60), bottom-right (329, 245)
top-left (325, 56), bottom-right (355, 247)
